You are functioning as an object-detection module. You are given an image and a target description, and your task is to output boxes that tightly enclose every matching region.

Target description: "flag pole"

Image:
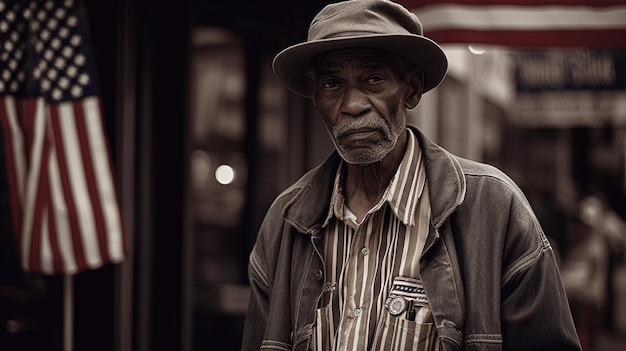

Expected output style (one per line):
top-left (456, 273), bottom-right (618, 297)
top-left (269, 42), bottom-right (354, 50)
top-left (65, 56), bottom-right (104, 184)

top-left (63, 275), bottom-right (74, 351)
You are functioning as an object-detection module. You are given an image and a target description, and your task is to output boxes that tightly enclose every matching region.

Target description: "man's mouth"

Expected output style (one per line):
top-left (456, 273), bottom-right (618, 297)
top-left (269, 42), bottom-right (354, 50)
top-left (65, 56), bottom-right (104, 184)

top-left (339, 128), bottom-right (380, 143)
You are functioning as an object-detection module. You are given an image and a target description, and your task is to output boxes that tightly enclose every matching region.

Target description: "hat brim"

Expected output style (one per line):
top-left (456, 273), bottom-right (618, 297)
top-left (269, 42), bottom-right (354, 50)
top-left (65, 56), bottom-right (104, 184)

top-left (273, 34), bottom-right (448, 98)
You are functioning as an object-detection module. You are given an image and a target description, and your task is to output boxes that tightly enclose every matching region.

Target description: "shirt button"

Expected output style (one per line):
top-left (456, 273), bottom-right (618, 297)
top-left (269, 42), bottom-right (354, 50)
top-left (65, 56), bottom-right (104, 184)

top-left (361, 247), bottom-right (369, 256)
top-left (354, 308), bottom-right (362, 317)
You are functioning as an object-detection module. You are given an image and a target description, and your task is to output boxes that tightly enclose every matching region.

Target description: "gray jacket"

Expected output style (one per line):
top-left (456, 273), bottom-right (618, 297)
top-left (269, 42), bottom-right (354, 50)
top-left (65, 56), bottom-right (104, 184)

top-left (242, 126), bottom-right (581, 351)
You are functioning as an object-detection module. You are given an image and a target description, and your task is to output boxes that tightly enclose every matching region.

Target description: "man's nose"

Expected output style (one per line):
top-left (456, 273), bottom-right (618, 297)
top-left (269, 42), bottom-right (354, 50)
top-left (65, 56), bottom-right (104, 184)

top-left (340, 86), bottom-right (370, 117)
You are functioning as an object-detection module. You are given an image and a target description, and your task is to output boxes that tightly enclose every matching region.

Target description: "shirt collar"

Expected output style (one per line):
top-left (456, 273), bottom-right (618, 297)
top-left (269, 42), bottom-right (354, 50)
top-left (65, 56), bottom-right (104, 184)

top-left (323, 128), bottom-right (426, 227)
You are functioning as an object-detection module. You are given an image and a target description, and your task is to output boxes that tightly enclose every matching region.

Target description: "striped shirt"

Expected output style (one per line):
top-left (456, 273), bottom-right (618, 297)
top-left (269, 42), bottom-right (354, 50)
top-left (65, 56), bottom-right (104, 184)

top-left (312, 129), bottom-right (440, 351)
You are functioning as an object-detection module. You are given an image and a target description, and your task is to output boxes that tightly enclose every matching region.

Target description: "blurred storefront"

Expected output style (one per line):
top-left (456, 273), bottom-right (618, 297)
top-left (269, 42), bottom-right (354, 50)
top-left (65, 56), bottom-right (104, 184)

top-left (1, 1), bottom-right (626, 351)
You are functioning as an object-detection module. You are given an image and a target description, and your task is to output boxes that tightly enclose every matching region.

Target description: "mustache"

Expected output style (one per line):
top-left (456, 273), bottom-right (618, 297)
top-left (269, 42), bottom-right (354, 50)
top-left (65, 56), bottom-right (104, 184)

top-left (331, 117), bottom-right (391, 139)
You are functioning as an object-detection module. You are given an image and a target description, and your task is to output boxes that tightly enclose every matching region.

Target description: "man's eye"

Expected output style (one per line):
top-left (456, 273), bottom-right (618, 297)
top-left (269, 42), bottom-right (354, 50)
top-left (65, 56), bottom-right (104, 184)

top-left (322, 80), bottom-right (341, 89)
top-left (366, 75), bottom-right (384, 84)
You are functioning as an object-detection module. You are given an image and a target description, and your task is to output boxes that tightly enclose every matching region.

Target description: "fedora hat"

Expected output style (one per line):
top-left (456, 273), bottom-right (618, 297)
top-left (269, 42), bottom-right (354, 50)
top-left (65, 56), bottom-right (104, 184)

top-left (273, 0), bottom-right (448, 98)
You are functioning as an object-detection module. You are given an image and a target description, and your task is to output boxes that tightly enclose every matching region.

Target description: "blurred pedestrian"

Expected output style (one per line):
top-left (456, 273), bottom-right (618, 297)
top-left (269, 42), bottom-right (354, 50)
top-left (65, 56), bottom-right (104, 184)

top-left (561, 197), bottom-right (612, 351)
top-left (242, 1), bottom-right (581, 350)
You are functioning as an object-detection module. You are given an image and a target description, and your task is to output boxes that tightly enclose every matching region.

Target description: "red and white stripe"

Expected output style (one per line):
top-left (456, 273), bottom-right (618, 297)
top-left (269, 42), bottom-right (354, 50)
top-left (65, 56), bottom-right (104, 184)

top-left (0, 95), bottom-right (126, 275)
top-left (399, 0), bottom-right (626, 48)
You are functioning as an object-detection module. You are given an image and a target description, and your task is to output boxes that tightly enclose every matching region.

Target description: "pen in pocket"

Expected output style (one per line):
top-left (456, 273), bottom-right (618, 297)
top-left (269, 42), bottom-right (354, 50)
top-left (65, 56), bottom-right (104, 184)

top-left (405, 300), bottom-right (415, 321)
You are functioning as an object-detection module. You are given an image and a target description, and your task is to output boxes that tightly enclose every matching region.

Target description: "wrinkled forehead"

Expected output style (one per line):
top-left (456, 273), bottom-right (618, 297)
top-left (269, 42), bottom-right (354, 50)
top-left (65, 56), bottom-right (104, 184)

top-left (309, 47), bottom-right (396, 73)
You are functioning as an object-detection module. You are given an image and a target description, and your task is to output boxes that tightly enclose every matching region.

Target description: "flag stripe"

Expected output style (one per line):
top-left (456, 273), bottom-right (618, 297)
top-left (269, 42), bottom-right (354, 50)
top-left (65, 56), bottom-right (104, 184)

top-left (43, 207), bottom-right (64, 274)
top-left (21, 98), bottom-right (46, 272)
top-left (49, 103), bottom-right (89, 271)
top-left (27, 105), bottom-right (51, 272)
top-left (20, 99), bottom-right (36, 164)
top-left (40, 210), bottom-right (52, 273)
top-left (83, 97), bottom-right (126, 262)
top-left (55, 103), bottom-right (103, 270)
top-left (415, 4), bottom-right (626, 31)
top-left (0, 97), bottom-right (25, 238)
top-left (427, 29), bottom-right (626, 48)
top-left (401, 0), bottom-right (626, 7)
top-left (71, 100), bottom-right (110, 265)
top-left (48, 143), bottom-right (78, 273)
top-left (41, 118), bottom-right (62, 274)
top-left (0, 97), bottom-right (26, 201)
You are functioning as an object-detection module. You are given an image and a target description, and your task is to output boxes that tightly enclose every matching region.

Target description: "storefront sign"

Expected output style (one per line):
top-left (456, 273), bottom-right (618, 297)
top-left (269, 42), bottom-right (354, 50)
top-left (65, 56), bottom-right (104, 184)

top-left (509, 50), bottom-right (626, 127)
top-left (515, 50), bottom-right (625, 91)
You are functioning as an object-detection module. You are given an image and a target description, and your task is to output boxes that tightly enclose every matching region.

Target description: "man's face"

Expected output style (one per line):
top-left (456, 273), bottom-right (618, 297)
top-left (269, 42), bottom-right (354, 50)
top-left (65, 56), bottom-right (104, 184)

top-left (307, 48), bottom-right (418, 165)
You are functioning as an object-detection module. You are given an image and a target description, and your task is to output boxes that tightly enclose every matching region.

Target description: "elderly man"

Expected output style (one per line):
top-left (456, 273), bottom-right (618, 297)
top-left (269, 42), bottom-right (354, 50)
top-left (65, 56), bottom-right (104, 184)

top-left (242, 1), bottom-right (581, 350)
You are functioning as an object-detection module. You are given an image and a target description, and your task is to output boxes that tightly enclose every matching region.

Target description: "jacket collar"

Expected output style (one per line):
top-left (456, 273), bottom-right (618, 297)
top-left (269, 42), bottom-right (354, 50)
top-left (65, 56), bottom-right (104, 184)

top-left (282, 125), bottom-right (466, 234)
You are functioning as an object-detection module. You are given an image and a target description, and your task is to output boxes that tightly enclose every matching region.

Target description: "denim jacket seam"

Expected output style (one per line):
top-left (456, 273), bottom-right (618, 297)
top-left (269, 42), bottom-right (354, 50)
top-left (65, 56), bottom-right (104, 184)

top-left (260, 340), bottom-right (292, 350)
top-left (250, 247), bottom-right (269, 287)
top-left (502, 239), bottom-right (545, 287)
top-left (465, 333), bottom-right (503, 344)
top-left (293, 249), bottom-right (316, 329)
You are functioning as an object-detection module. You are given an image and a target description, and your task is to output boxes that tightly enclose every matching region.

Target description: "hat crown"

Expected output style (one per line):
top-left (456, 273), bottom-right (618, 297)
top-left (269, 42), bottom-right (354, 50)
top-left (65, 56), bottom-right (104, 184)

top-left (308, 0), bottom-right (423, 41)
top-left (272, 0), bottom-right (447, 97)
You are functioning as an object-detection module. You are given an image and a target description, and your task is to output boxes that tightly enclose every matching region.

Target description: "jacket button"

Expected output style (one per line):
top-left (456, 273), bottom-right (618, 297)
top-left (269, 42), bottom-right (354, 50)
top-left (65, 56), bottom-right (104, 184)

top-left (315, 269), bottom-right (323, 281)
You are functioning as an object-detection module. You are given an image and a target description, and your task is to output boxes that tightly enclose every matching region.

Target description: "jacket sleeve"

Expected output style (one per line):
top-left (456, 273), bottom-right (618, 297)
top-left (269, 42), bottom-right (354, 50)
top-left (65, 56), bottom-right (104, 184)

top-left (240, 241), bottom-right (270, 351)
top-left (450, 161), bottom-right (581, 351)
top-left (500, 214), bottom-right (582, 351)
top-left (240, 193), bottom-right (288, 351)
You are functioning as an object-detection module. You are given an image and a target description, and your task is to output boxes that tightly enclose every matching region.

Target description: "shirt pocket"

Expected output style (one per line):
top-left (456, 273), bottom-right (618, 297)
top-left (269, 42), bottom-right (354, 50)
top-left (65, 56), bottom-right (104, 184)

top-left (371, 311), bottom-right (437, 351)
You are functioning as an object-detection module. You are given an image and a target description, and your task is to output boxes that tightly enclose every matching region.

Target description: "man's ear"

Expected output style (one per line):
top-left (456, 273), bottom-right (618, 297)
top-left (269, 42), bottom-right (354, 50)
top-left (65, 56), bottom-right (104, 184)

top-left (405, 69), bottom-right (424, 109)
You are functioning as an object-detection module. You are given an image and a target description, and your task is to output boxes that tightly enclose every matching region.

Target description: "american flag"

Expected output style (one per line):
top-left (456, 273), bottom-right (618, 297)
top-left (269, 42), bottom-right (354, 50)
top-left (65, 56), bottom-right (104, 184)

top-left (399, 0), bottom-right (626, 48)
top-left (0, 0), bottom-right (127, 274)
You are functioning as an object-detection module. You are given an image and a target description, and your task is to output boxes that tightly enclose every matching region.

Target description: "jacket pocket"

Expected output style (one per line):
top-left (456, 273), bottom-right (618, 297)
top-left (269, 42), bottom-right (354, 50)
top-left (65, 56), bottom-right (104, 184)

top-left (371, 312), bottom-right (436, 350)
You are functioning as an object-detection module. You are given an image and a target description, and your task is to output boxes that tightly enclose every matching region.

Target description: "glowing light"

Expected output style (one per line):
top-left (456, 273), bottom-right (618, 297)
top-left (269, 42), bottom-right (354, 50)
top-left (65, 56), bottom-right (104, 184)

top-left (215, 164), bottom-right (236, 185)
top-left (468, 45), bottom-right (486, 55)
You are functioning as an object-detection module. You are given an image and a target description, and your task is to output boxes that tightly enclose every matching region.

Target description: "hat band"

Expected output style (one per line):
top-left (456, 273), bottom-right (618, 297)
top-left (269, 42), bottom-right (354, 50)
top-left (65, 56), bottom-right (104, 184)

top-left (319, 30), bottom-right (393, 40)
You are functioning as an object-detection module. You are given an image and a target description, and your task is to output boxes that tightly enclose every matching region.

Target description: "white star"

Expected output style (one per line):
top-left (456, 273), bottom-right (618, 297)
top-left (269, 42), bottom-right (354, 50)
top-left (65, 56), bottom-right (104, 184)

top-left (67, 65), bottom-right (77, 77)
top-left (59, 77), bottom-right (70, 89)
top-left (47, 68), bottom-right (57, 80)
top-left (54, 57), bottom-right (66, 69)
top-left (59, 27), bottom-right (69, 39)
top-left (41, 79), bottom-right (51, 91)
top-left (44, 49), bottom-right (53, 60)
top-left (71, 85), bottom-right (82, 97)
top-left (78, 73), bottom-right (90, 85)
top-left (62, 47), bottom-right (73, 58)
top-left (51, 38), bottom-right (61, 50)
top-left (55, 8), bottom-right (66, 19)
top-left (52, 88), bottom-right (62, 100)
top-left (48, 18), bottom-right (58, 31)
top-left (70, 34), bottom-right (81, 46)
top-left (40, 29), bottom-right (50, 41)
top-left (74, 53), bottom-right (85, 66)
top-left (67, 15), bottom-right (77, 27)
